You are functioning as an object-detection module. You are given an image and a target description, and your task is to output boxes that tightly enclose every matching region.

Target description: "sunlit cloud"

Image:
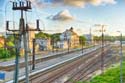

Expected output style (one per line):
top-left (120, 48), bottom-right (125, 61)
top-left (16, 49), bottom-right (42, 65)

top-left (30, 0), bottom-right (117, 8)
top-left (48, 9), bottom-right (74, 21)
top-left (30, 0), bottom-right (45, 8)
top-left (90, 0), bottom-right (116, 6)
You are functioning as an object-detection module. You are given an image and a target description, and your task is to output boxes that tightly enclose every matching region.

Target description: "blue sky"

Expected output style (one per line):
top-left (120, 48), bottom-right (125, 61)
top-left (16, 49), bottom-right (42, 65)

top-left (0, 0), bottom-right (125, 35)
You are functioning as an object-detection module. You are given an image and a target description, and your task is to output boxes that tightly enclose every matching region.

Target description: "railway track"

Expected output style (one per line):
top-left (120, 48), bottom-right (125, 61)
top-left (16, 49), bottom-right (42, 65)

top-left (32, 46), bottom-right (110, 83)
top-left (82, 56), bottom-right (119, 82)
top-left (68, 53), bottom-right (116, 82)
top-left (0, 46), bottom-right (95, 71)
top-left (6, 45), bottom-right (110, 83)
top-left (54, 48), bottom-right (111, 83)
top-left (64, 49), bottom-right (119, 83)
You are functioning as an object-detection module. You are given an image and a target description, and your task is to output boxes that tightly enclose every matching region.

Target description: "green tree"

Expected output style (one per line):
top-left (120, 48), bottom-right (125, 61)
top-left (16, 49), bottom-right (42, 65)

top-left (35, 32), bottom-right (51, 38)
top-left (93, 36), bottom-right (101, 41)
top-left (79, 36), bottom-right (86, 45)
top-left (6, 35), bottom-right (15, 47)
top-left (0, 48), bottom-right (11, 58)
top-left (51, 33), bottom-right (61, 42)
top-left (6, 35), bottom-right (14, 42)
top-left (0, 35), bottom-right (15, 59)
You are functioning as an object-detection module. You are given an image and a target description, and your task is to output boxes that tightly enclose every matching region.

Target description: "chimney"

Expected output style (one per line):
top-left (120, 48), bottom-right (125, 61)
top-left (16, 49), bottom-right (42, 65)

top-left (70, 27), bottom-right (73, 31)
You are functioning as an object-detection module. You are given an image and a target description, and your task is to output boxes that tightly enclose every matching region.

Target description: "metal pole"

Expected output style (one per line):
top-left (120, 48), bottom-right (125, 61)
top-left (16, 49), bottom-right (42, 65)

top-left (32, 39), bottom-right (35, 70)
top-left (53, 39), bottom-right (54, 53)
top-left (120, 32), bottom-right (123, 83)
top-left (68, 39), bottom-right (70, 53)
top-left (94, 24), bottom-right (106, 74)
top-left (82, 39), bottom-right (83, 54)
top-left (90, 28), bottom-right (92, 45)
top-left (101, 25), bottom-right (104, 73)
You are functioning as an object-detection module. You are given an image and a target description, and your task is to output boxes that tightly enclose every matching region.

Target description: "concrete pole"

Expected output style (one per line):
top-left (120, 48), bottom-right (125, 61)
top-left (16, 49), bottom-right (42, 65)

top-left (20, 10), bottom-right (29, 83)
top-left (14, 36), bottom-right (21, 83)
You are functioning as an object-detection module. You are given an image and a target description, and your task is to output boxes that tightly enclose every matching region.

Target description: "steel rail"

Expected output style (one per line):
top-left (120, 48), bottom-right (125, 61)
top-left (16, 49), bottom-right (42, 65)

top-left (0, 46), bottom-right (96, 71)
top-left (64, 48), bottom-right (110, 83)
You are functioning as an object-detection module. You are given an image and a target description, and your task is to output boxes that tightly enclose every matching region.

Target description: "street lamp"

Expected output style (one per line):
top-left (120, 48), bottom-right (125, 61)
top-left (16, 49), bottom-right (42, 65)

top-left (117, 31), bottom-right (123, 83)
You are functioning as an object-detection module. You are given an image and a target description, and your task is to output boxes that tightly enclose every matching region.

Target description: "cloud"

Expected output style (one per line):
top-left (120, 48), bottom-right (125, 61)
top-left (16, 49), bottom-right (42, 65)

top-left (30, 0), bottom-right (45, 8)
top-left (48, 9), bottom-right (74, 21)
top-left (64, 0), bottom-right (85, 7)
top-left (89, 0), bottom-right (116, 6)
top-left (64, 0), bottom-right (116, 7)
top-left (30, 0), bottom-right (116, 8)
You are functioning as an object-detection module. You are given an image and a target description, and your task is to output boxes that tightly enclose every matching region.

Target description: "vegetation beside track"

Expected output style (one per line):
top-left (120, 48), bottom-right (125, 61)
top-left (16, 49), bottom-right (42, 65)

top-left (76, 61), bottom-right (125, 83)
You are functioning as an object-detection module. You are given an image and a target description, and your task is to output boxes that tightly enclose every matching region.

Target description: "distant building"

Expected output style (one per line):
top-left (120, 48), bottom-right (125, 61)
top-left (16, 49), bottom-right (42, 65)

top-left (60, 27), bottom-right (79, 48)
top-left (36, 38), bottom-right (51, 51)
top-left (57, 40), bottom-right (68, 49)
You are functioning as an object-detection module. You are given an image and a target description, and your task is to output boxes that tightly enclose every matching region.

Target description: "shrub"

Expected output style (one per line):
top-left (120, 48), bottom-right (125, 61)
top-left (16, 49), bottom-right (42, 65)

top-left (0, 48), bottom-right (14, 59)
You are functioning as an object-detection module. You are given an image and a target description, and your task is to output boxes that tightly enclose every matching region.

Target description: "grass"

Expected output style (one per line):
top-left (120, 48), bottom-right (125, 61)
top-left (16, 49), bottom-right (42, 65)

top-left (89, 61), bottom-right (125, 83)
top-left (88, 46), bottom-right (125, 83)
top-left (75, 62), bottom-right (125, 83)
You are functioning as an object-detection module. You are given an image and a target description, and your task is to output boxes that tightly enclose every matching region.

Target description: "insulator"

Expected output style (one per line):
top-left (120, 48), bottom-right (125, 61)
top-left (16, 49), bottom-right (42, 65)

top-left (29, 1), bottom-right (31, 8)
top-left (15, 2), bottom-right (17, 7)
top-left (26, 24), bottom-right (29, 31)
top-left (13, 2), bottom-right (15, 7)
top-left (36, 20), bottom-right (40, 30)
top-left (27, 1), bottom-right (29, 7)
top-left (20, 1), bottom-right (22, 7)
top-left (6, 21), bottom-right (9, 30)
top-left (22, 2), bottom-right (24, 7)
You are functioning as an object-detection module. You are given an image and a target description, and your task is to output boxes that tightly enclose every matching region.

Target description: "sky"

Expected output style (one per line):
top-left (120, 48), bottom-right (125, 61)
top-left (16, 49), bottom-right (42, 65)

top-left (0, 0), bottom-right (125, 36)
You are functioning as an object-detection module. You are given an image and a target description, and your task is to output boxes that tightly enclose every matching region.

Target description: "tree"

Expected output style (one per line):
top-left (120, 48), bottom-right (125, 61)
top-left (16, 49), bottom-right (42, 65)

top-left (93, 36), bottom-right (116, 42)
top-left (0, 35), bottom-right (22, 59)
top-left (93, 36), bottom-right (101, 41)
top-left (6, 35), bottom-right (15, 42)
top-left (0, 48), bottom-right (11, 58)
top-left (51, 33), bottom-right (61, 42)
top-left (6, 35), bottom-right (15, 47)
top-left (35, 32), bottom-right (51, 39)
top-left (79, 36), bottom-right (86, 45)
